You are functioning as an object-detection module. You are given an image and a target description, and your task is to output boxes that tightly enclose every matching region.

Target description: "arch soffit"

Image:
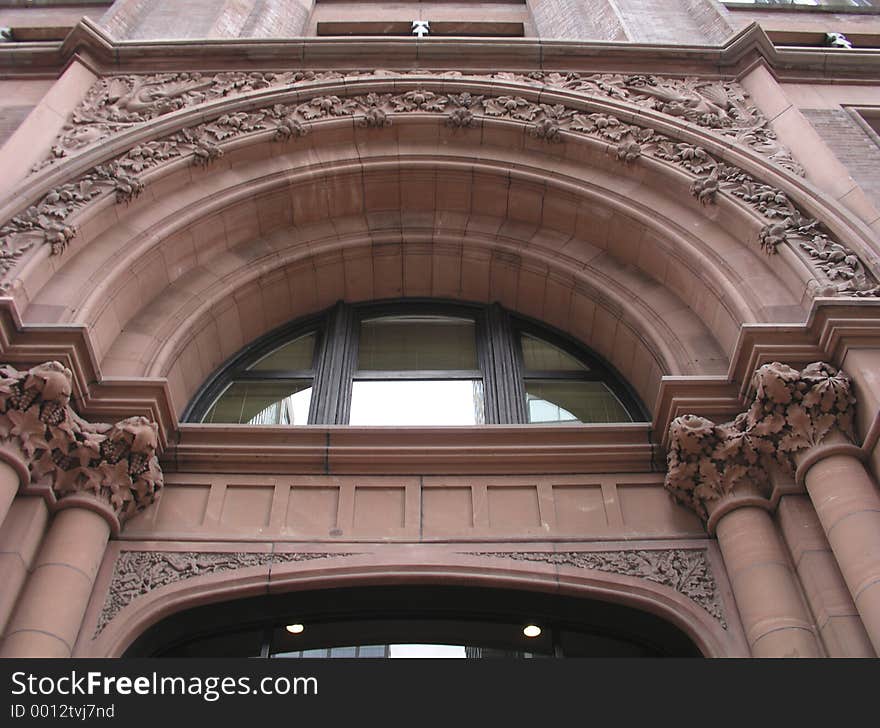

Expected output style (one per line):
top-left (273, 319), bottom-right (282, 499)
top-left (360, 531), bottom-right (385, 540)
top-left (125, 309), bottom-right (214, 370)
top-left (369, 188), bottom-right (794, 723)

top-left (54, 149), bottom-right (743, 415)
top-left (82, 552), bottom-right (743, 659)
top-left (79, 154), bottom-right (740, 382)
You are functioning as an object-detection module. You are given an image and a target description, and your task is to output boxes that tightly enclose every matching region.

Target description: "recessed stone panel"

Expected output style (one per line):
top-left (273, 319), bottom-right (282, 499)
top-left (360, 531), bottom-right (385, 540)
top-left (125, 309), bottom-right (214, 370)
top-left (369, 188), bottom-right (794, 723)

top-left (423, 487), bottom-right (474, 536)
top-left (618, 483), bottom-right (703, 534)
top-left (286, 487), bottom-right (340, 535)
top-left (153, 485), bottom-right (211, 529)
top-left (353, 487), bottom-right (406, 532)
top-left (220, 486), bottom-right (274, 529)
top-left (487, 486), bottom-right (540, 529)
top-left (553, 485), bottom-right (607, 531)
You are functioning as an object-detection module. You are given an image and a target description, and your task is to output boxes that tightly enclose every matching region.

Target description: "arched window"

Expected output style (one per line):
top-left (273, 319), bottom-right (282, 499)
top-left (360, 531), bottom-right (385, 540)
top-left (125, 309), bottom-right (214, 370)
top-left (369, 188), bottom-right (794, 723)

top-left (185, 301), bottom-right (645, 425)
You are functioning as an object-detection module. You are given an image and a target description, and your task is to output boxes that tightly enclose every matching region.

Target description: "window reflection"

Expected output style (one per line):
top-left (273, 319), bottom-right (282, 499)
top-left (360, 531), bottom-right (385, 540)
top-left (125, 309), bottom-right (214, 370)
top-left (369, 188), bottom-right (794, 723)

top-left (249, 333), bottom-right (316, 371)
top-left (521, 334), bottom-right (589, 371)
top-left (525, 381), bottom-right (631, 424)
top-left (203, 381), bottom-right (312, 424)
top-left (358, 316), bottom-right (478, 370)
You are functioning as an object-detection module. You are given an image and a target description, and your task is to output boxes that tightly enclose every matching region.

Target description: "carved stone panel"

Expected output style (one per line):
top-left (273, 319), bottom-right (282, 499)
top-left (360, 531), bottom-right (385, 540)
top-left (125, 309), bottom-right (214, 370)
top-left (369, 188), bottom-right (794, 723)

top-left (469, 548), bottom-right (727, 627)
top-left (95, 550), bottom-right (356, 636)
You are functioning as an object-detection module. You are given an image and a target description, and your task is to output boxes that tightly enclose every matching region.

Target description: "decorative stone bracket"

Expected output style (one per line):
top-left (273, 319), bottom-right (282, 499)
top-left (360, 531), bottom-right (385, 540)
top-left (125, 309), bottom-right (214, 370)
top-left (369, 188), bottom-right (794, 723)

top-left (0, 361), bottom-right (163, 531)
top-left (665, 361), bottom-right (854, 526)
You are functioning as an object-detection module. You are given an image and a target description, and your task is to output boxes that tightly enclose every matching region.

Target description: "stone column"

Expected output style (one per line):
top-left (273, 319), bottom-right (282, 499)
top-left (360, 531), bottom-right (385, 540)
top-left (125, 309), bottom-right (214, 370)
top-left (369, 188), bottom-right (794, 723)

top-left (0, 508), bottom-right (110, 657)
top-left (0, 496), bottom-right (48, 637)
top-left (776, 495), bottom-right (875, 657)
top-left (0, 361), bottom-right (163, 657)
top-left (667, 360), bottom-right (878, 657)
top-left (667, 413), bottom-right (823, 657)
top-left (712, 502), bottom-right (822, 657)
top-left (795, 430), bottom-right (880, 654)
top-left (0, 456), bottom-right (23, 528)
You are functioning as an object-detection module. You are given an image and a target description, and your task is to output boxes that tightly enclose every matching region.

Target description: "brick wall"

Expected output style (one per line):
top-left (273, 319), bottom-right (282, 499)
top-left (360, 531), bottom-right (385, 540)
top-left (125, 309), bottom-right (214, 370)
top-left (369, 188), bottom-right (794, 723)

top-left (99, 0), bottom-right (310, 39)
top-left (614, 0), bottom-right (728, 44)
top-left (528, 0), bottom-right (626, 40)
top-left (803, 108), bottom-right (880, 209)
top-left (527, 0), bottom-right (735, 43)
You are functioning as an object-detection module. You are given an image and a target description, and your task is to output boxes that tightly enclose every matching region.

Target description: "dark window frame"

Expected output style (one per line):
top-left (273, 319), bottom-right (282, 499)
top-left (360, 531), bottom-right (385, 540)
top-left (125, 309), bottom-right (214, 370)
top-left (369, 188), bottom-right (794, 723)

top-left (183, 299), bottom-right (648, 424)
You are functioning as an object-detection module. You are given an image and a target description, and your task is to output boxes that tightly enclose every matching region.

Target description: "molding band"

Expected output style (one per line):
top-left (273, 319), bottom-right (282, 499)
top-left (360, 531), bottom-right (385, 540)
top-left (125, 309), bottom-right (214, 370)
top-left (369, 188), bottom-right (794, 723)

top-left (795, 441), bottom-right (869, 489)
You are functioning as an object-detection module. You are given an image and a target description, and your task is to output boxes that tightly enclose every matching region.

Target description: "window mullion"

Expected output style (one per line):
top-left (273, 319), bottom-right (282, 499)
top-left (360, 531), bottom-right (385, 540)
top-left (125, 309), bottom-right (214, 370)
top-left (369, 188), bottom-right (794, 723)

top-left (310, 300), bottom-right (356, 424)
top-left (485, 303), bottom-right (527, 424)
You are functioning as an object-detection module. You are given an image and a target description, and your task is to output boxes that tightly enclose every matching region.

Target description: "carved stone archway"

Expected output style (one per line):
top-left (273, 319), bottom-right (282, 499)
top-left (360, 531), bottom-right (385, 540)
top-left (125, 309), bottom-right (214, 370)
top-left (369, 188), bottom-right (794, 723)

top-left (81, 547), bottom-right (747, 658)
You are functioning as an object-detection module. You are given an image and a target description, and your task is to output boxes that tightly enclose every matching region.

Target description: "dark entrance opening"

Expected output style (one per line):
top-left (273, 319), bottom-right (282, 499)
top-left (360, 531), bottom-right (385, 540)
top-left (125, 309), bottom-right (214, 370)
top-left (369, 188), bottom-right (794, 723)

top-left (126, 585), bottom-right (703, 657)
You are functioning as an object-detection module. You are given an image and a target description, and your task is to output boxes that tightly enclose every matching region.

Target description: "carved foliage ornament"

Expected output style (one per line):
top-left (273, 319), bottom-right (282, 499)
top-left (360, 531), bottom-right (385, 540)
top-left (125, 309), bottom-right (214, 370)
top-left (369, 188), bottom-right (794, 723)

top-left (472, 549), bottom-right (726, 627)
top-left (665, 361), bottom-right (854, 521)
top-left (2, 73), bottom-right (877, 297)
top-left (36, 70), bottom-right (800, 173)
top-left (0, 361), bottom-right (162, 522)
top-left (95, 550), bottom-right (356, 635)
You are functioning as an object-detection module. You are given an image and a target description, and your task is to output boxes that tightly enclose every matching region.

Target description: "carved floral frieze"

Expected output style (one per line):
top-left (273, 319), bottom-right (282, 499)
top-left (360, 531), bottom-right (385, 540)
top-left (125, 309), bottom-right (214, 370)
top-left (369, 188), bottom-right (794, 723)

top-left (95, 550), bottom-right (356, 635)
top-left (665, 361), bottom-right (855, 521)
top-left (34, 71), bottom-right (305, 170)
top-left (2, 72), bottom-right (877, 296)
top-left (36, 70), bottom-right (802, 174)
top-left (0, 361), bottom-right (163, 523)
top-left (471, 549), bottom-right (726, 627)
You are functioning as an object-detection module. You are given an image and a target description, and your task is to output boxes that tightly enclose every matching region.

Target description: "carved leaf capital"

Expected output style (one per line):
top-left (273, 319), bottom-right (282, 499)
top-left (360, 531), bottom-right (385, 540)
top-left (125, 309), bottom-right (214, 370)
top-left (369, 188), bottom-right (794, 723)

top-left (665, 361), bottom-right (856, 522)
top-left (0, 362), bottom-right (164, 524)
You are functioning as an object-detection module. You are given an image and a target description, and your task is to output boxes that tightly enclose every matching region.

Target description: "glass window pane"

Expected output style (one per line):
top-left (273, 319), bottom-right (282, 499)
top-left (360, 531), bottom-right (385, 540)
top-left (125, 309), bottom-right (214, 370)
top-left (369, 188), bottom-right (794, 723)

top-left (521, 334), bottom-right (589, 371)
top-left (358, 316), bottom-right (477, 370)
top-left (203, 381), bottom-right (312, 424)
top-left (525, 381), bottom-right (631, 424)
top-left (249, 333), bottom-right (316, 371)
top-left (388, 644), bottom-right (467, 658)
top-left (349, 380), bottom-right (485, 425)
top-left (357, 645), bottom-right (387, 657)
top-left (329, 646), bottom-right (357, 658)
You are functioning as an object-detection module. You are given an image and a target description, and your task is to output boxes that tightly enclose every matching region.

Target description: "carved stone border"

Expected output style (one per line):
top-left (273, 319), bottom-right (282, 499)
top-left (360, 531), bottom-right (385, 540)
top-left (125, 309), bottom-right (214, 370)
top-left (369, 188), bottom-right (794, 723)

top-left (2, 73), bottom-right (876, 297)
top-left (37, 70), bottom-right (802, 175)
top-left (468, 549), bottom-right (727, 628)
top-left (94, 550), bottom-right (356, 636)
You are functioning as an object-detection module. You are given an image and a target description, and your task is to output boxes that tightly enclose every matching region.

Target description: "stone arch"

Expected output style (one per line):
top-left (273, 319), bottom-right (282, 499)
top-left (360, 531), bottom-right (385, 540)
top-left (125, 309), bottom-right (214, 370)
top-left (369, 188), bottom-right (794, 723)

top-left (3, 73), bottom-right (876, 416)
top-left (80, 550), bottom-right (746, 658)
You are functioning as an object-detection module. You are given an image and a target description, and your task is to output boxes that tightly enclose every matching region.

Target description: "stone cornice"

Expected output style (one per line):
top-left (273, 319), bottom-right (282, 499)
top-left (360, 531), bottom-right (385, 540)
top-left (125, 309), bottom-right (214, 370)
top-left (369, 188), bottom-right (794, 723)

top-left (665, 361), bottom-right (855, 527)
top-left (0, 360), bottom-right (164, 533)
top-left (655, 297), bottom-right (880, 445)
top-left (165, 423), bottom-right (660, 475)
top-left (4, 20), bottom-right (880, 84)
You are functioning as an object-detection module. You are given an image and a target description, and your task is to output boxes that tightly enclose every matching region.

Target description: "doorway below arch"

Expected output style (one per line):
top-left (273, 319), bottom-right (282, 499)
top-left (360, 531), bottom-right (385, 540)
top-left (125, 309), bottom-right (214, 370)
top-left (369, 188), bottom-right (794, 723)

top-left (125, 584), bottom-right (703, 658)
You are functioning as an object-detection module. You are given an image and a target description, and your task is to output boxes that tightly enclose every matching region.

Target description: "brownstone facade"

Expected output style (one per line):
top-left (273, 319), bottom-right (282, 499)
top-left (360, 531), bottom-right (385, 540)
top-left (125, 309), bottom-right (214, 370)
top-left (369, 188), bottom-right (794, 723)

top-left (0, 0), bottom-right (879, 658)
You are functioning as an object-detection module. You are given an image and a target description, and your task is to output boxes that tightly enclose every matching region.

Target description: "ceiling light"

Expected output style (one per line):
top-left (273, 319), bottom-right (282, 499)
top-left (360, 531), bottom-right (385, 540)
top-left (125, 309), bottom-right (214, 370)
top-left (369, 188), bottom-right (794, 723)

top-left (286, 623), bottom-right (305, 634)
top-left (523, 625), bottom-right (541, 638)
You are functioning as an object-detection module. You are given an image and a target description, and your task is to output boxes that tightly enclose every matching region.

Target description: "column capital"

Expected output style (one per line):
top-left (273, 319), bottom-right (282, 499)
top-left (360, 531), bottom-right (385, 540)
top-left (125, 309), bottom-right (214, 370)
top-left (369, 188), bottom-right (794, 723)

top-left (0, 361), bottom-right (163, 532)
top-left (666, 361), bottom-right (855, 526)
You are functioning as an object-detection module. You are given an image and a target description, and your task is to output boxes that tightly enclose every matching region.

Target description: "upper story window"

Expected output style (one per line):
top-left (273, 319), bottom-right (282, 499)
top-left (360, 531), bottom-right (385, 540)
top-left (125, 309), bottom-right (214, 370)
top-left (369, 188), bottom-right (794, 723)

top-left (185, 301), bottom-right (645, 426)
